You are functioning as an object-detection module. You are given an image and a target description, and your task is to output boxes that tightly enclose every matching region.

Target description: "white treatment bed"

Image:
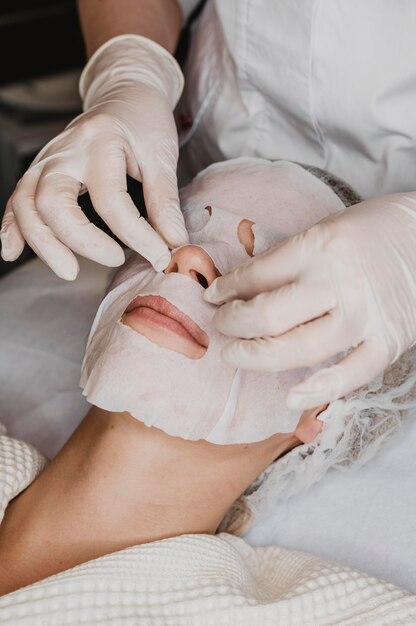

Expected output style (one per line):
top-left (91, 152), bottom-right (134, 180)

top-left (1, 255), bottom-right (416, 597)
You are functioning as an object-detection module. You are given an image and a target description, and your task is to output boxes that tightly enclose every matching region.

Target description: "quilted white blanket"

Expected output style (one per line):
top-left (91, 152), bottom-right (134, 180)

top-left (0, 428), bottom-right (415, 625)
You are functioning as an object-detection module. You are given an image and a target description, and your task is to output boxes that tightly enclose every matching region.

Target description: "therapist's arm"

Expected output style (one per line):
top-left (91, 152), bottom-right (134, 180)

top-left (77, 0), bottom-right (183, 56)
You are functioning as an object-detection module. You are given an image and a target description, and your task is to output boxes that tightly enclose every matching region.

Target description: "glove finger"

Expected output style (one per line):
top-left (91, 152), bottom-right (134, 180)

top-left (204, 238), bottom-right (301, 305)
top-left (87, 147), bottom-right (171, 271)
top-left (286, 338), bottom-right (389, 410)
top-left (12, 174), bottom-right (79, 280)
top-left (0, 197), bottom-right (25, 261)
top-left (141, 145), bottom-right (189, 249)
top-left (220, 311), bottom-right (352, 371)
top-left (35, 170), bottom-right (125, 267)
top-left (212, 281), bottom-right (336, 338)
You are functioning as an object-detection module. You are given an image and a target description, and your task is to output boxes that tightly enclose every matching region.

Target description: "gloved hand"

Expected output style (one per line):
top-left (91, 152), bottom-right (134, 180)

top-left (0, 35), bottom-right (189, 279)
top-left (205, 193), bottom-right (416, 410)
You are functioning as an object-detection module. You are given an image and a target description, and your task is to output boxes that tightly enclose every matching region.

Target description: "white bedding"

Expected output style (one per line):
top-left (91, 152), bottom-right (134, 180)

top-left (1, 256), bottom-right (416, 595)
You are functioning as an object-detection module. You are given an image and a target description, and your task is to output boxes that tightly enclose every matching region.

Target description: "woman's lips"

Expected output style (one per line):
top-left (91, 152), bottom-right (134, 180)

top-left (122, 295), bottom-right (209, 359)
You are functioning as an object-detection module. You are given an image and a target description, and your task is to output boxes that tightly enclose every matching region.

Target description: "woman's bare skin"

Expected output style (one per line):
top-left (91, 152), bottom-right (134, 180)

top-left (0, 406), bottom-right (299, 596)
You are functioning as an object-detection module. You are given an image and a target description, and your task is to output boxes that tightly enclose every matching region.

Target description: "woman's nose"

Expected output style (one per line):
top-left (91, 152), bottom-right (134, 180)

top-left (164, 245), bottom-right (220, 288)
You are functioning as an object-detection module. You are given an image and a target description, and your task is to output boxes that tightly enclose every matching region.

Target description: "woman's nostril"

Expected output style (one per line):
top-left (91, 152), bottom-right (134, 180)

top-left (196, 272), bottom-right (209, 289)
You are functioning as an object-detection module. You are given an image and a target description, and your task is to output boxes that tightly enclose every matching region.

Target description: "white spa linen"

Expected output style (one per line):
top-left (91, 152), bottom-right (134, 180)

top-left (1, 428), bottom-right (416, 626)
top-left (0, 255), bottom-right (111, 458)
top-left (80, 159), bottom-right (347, 444)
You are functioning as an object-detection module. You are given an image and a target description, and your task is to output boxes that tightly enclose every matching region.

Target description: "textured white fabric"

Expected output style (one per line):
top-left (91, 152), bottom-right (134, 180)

top-left (178, 0), bottom-right (416, 199)
top-left (0, 430), bottom-right (415, 625)
top-left (0, 434), bottom-right (46, 517)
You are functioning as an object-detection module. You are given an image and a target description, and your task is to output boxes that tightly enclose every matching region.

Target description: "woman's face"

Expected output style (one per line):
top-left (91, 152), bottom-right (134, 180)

top-left (80, 159), bottom-right (344, 444)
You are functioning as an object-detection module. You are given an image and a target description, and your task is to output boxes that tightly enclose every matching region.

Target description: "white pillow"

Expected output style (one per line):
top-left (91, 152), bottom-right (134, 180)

top-left (0, 256), bottom-right (112, 459)
top-left (244, 415), bottom-right (416, 593)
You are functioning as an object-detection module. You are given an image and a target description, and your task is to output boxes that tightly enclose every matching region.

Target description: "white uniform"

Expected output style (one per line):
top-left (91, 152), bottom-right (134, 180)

top-left (177, 0), bottom-right (416, 199)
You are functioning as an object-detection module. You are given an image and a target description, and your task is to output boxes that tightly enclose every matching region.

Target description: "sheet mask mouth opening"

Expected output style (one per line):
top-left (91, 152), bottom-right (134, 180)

top-left (121, 294), bottom-right (209, 360)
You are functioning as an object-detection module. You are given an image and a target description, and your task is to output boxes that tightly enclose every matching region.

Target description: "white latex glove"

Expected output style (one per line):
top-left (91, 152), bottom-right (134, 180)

top-left (205, 193), bottom-right (416, 410)
top-left (0, 35), bottom-right (189, 279)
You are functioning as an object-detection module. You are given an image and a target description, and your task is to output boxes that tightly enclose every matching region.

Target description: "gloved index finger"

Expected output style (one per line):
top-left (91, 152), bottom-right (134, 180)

top-left (87, 149), bottom-right (172, 271)
top-left (212, 280), bottom-right (335, 339)
top-left (204, 239), bottom-right (300, 304)
top-left (141, 153), bottom-right (190, 250)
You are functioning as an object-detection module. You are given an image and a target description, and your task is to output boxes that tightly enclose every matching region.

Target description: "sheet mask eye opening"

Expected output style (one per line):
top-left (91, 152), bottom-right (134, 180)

top-left (237, 219), bottom-right (255, 256)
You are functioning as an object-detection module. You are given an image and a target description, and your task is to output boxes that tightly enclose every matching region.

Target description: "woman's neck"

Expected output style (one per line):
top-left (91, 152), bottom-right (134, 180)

top-left (0, 407), bottom-right (298, 594)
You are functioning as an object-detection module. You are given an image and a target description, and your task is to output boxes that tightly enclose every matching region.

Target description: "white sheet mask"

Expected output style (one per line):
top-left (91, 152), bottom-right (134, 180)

top-left (80, 259), bottom-right (309, 443)
top-left (179, 158), bottom-right (346, 250)
top-left (188, 206), bottom-right (249, 274)
top-left (80, 159), bottom-right (347, 444)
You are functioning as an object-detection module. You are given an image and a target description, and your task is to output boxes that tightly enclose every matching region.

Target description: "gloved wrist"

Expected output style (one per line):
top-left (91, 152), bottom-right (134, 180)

top-left (79, 34), bottom-right (185, 111)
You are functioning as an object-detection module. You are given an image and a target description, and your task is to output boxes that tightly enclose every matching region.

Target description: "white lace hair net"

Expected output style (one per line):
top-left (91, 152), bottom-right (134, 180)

top-left (219, 346), bottom-right (416, 534)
